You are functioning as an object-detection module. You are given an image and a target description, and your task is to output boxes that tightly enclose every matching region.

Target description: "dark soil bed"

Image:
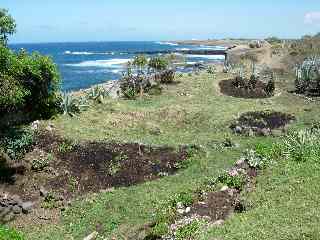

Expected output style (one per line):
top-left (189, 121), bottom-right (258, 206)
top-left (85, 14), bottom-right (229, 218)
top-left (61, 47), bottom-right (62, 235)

top-left (1, 131), bottom-right (188, 202)
top-left (230, 111), bottom-right (295, 136)
top-left (189, 190), bottom-right (240, 221)
top-left (219, 79), bottom-right (271, 99)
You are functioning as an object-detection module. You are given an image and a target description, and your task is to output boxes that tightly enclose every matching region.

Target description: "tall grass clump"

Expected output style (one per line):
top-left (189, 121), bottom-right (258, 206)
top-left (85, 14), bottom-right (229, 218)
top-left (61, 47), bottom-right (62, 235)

top-left (281, 128), bottom-right (320, 162)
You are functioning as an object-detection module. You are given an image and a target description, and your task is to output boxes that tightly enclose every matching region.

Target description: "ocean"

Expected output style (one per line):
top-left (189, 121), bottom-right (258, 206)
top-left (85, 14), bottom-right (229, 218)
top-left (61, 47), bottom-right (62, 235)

top-left (9, 41), bottom-right (225, 92)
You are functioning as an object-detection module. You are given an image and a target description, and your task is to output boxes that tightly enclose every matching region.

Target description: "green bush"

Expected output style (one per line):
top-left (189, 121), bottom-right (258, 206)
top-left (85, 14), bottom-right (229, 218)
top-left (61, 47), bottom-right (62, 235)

top-left (0, 127), bottom-right (34, 160)
top-left (159, 69), bottom-right (175, 84)
top-left (0, 46), bottom-right (61, 124)
top-left (0, 74), bottom-right (28, 112)
top-left (175, 219), bottom-right (205, 240)
top-left (119, 74), bottom-right (152, 99)
top-left (0, 225), bottom-right (25, 240)
top-left (148, 56), bottom-right (169, 72)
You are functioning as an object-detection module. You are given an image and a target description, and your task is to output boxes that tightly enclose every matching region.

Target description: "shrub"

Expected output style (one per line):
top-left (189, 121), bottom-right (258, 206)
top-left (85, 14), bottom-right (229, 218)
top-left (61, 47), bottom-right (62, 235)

top-left (31, 152), bottom-right (53, 171)
top-left (0, 74), bottom-right (28, 112)
top-left (207, 65), bottom-right (217, 78)
top-left (0, 46), bottom-right (61, 123)
top-left (0, 128), bottom-right (34, 160)
top-left (119, 73), bottom-right (153, 99)
top-left (241, 149), bottom-right (267, 168)
top-left (159, 69), bottom-right (175, 84)
top-left (215, 171), bottom-right (246, 190)
top-left (148, 56), bottom-right (169, 73)
top-left (175, 219), bottom-right (206, 240)
top-left (132, 55), bottom-right (148, 75)
top-left (148, 191), bottom-right (194, 237)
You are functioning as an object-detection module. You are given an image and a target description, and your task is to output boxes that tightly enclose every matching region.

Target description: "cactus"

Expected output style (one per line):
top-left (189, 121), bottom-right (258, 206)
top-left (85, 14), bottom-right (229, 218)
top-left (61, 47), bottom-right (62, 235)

top-left (295, 56), bottom-right (320, 94)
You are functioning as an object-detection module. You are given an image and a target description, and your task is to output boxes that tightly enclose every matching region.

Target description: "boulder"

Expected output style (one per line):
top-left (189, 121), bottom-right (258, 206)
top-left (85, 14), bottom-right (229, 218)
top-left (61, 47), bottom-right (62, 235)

top-left (21, 201), bottom-right (34, 214)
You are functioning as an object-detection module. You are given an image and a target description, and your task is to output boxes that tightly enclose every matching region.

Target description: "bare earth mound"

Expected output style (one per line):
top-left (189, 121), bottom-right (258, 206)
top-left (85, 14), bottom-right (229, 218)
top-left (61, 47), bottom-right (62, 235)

top-left (0, 131), bottom-right (188, 223)
top-left (230, 111), bottom-right (295, 136)
top-left (219, 79), bottom-right (271, 99)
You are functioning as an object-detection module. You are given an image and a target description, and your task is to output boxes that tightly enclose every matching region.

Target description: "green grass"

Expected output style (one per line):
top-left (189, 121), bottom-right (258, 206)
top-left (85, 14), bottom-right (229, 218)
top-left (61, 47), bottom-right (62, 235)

top-left (0, 225), bottom-right (25, 240)
top-left (201, 150), bottom-right (320, 239)
top-left (13, 72), bottom-right (320, 239)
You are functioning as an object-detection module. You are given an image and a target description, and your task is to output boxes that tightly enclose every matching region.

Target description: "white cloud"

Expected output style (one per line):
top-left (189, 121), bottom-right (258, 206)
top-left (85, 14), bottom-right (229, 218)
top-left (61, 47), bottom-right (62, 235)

top-left (304, 11), bottom-right (320, 24)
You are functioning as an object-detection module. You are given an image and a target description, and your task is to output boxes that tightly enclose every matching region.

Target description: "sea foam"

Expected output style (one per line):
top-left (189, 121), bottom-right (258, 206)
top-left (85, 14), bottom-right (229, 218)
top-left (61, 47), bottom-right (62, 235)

top-left (64, 51), bottom-right (115, 55)
top-left (186, 54), bottom-right (225, 60)
top-left (65, 58), bottom-right (131, 68)
top-left (155, 41), bottom-right (179, 46)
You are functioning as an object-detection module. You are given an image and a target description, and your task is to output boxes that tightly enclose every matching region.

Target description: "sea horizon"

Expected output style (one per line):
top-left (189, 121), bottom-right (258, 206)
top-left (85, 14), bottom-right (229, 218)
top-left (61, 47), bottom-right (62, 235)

top-left (9, 41), bottom-right (225, 91)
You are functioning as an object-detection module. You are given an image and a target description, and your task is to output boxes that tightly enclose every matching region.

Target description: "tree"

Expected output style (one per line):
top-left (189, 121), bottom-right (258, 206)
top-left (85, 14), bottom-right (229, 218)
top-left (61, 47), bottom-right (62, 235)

top-left (0, 9), bottom-right (16, 46)
top-left (148, 56), bottom-right (169, 73)
top-left (132, 55), bottom-right (148, 75)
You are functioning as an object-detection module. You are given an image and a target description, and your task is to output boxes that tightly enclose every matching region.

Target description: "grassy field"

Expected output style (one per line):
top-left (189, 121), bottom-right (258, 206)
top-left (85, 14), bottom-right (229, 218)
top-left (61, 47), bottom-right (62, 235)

top-left (201, 154), bottom-right (320, 240)
top-left (14, 70), bottom-right (320, 239)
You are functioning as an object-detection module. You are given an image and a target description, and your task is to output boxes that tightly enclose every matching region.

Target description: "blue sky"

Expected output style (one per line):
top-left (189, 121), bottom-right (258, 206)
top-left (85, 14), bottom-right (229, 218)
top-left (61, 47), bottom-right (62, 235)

top-left (2, 0), bottom-right (320, 43)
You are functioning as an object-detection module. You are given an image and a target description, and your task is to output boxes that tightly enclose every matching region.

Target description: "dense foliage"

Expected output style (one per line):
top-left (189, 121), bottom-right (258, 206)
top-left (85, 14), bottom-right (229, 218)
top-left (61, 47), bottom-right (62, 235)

top-left (119, 55), bottom-right (174, 99)
top-left (0, 46), bottom-right (61, 126)
top-left (0, 9), bottom-right (16, 46)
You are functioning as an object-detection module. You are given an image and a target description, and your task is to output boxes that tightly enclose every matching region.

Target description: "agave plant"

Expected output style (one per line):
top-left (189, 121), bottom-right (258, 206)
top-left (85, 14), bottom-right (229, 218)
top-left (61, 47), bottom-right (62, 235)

top-left (61, 93), bottom-right (88, 117)
top-left (87, 86), bottom-right (109, 104)
top-left (207, 65), bottom-right (217, 79)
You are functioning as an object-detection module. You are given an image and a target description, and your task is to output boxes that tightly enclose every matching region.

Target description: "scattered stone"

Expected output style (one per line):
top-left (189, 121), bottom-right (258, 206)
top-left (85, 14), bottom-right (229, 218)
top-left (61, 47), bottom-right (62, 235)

top-left (213, 219), bottom-right (224, 226)
top-left (177, 208), bottom-right (185, 214)
top-left (83, 231), bottom-right (98, 240)
top-left (235, 159), bottom-right (245, 167)
top-left (46, 123), bottom-right (55, 132)
top-left (234, 126), bottom-right (242, 134)
top-left (221, 186), bottom-right (229, 191)
top-left (12, 205), bottom-right (22, 214)
top-left (11, 195), bottom-right (23, 206)
top-left (248, 129), bottom-right (255, 137)
top-left (185, 207), bottom-right (191, 213)
top-left (258, 128), bottom-right (271, 136)
top-left (40, 186), bottom-right (49, 198)
top-left (271, 129), bottom-right (283, 137)
top-left (21, 201), bottom-right (34, 214)
top-left (31, 120), bottom-right (40, 130)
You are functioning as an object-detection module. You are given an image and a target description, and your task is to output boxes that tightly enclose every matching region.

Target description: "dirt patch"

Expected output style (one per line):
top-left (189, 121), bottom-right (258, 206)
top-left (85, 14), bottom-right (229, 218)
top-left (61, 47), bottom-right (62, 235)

top-left (36, 132), bottom-right (188, 199)
top-left (219, 79), bottom-right (271, 99)
top-left (230, 111), bottom-right (295, 136)
top-left (188, 190), bottom-right (239, 221)
top-left (0, 131), bottom-right (188, 224)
